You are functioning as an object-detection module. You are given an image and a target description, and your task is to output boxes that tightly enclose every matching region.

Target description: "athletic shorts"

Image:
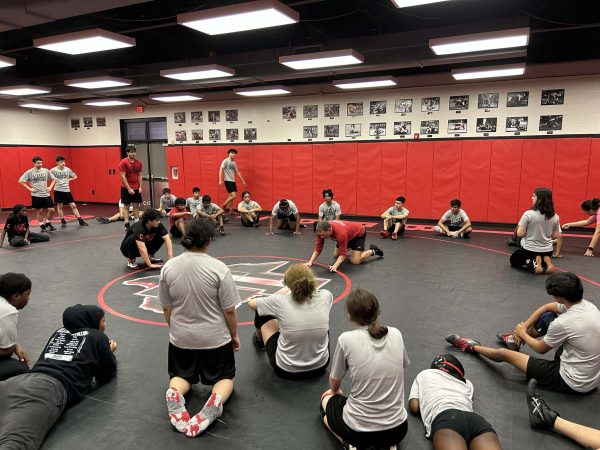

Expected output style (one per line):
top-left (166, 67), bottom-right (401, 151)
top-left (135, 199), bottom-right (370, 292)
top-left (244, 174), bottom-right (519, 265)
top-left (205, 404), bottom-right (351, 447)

top-left (54, 191), bottom-right (74, 205)
top-left (31, 196), bottom-right (53, 210)
top-left (337, 231), bottom-right (367, 252)
top-left (277, 212), bottom-right (296, 221)
top-left (168, 342), bottom-right (235, 385)
top-left (169, 224), bottom-right (182, 238)
top-left (121, 187), bottom-right (142, 205)
top-left (431, 409), bottom-right (496, 443)
top-left (324, 395), bottom-right (408, 448)
top-left (526, 347), bottom-right (577, 393)
top-left (264, 331), bottom-right (329, 380)
top-left (386, 222), bottom-right (406, 234)
top-left (224, 181), bottom-right (237, 193)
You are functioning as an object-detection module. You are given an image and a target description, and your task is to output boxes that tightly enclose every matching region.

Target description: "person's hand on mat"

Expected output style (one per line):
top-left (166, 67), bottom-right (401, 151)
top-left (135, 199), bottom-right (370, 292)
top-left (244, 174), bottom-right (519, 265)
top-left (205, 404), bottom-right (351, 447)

top-left (584, 248), bottom-right (594, 256)
top-left (293, 231), bottom-right (301, 235)
top-left (109, 340), bottom-right (118, 352)
top-left (231, 335), bottom-right (241, 352)
top-left (149, 263), bottom-right (163, 269)
top-left (329, 266), bottom-right (337, 273)
top-left (14, 343), bottom-right (30, 367)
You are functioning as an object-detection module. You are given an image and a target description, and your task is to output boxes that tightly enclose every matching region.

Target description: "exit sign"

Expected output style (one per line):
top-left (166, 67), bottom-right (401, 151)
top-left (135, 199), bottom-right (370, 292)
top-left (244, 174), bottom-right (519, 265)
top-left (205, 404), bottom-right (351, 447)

top-left (136, 105), bottom-right (144, 113)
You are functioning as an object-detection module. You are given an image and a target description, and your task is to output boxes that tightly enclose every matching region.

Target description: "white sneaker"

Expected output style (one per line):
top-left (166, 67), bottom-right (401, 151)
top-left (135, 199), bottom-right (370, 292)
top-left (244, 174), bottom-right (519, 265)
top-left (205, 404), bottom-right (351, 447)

top-left (127, 260), bottom-right (138, 269)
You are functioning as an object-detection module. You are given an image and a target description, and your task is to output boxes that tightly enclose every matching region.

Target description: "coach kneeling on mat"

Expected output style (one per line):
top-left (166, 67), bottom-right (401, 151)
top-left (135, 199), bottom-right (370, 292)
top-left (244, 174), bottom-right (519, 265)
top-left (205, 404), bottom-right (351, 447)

top-left (120, 209), bottom-right (173, 270)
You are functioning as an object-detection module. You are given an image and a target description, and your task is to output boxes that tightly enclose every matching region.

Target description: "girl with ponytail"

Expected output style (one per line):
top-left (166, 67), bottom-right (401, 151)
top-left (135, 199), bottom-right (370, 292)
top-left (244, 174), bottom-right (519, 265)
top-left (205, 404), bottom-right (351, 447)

top-left (247, 264), bottom-right (333, 379)
top-left (320, 288), bottom-right (409, 449)
top-left (557, 198), bottom-right (600, 256)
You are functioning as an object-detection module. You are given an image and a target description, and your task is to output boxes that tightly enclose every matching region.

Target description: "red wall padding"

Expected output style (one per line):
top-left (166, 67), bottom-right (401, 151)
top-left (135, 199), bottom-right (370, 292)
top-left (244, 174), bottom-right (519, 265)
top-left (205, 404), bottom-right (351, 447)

top-left (406, 141), bottom-right (434, 219)
top-left (380, 142), bottom-right (407, 213)
top-left (553, 138), bottom-right (591, 222)
top-left (312, 144), bottom-right (335, 212)
top-left (272, 146), bottom-right (294, 205)
top-left (356, 142), bottom-right (382, 217)
top-left (182, 146), bottom-right (203, 199)
top-left (487, 139), bottom-right (523, 223)
top-left (292, 144), bottom-right (313, 213)
top-left (252, 145), bottom-right (274, 210)
top-left (586, 139), bottom-right (600, 205)
top-left (431, 140), bottom-right (462, 219)
top-left (460, 140), bottom-right (492, 222)
top-left (166, 146), bottom-right (185, 197)
top-left (518, 139), bottom-right (556, 215)
top-left (334, 143), bottom-right (358, 215)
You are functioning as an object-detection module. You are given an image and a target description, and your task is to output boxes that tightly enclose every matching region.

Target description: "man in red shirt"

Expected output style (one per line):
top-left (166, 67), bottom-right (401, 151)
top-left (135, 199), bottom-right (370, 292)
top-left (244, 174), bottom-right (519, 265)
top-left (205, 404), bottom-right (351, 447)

top-left (118, 144), bottom-right (143, 227)
top-left (306, 220), bottom-right (383, 272)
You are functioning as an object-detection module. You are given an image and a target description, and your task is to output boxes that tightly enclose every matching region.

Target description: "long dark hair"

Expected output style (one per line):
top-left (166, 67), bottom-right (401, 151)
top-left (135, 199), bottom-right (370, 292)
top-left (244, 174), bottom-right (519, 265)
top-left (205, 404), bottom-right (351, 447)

top-left (581, 198), bottom-right (600, 212)
top-left (533, 187), bottom-right (555, 219)
top-left (345, 288), bottom-right (388, 339)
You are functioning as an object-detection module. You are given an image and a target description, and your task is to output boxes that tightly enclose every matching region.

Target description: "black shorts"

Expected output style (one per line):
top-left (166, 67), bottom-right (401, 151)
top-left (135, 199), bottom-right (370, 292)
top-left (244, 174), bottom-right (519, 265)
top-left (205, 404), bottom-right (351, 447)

top-left (431, 409), bottom-right (496, 443)
top-left (526, 347), bottom-right (577, 393)
top-left (224, 181), bottom-right (237, 193)
top-left (386, 222), bottom-right (406, 234)
top-left (31, 196), bottom-right (53, 210)
top-left (168, 341), bottom-right (235, 385)
top-left (337, 231), bottom-right (367, 252)
top-left (264, 331), bottom-right (328, 380)
top-left (324, 394), bottom-right (408, 448)
top-left (169, 224), bottom-right (182, 238)
top-left (277, 212), bottom-right (296, 221)
top-left (121, 187), bottom-right (142, 204)
top-left (54, 191), bottom-right (74, 205)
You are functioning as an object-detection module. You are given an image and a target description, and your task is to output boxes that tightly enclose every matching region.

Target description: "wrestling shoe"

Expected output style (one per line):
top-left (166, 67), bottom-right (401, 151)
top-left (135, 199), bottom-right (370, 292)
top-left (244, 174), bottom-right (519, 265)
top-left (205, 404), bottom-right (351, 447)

top-left (78, 218), bottom-right (89, 226)
top-left (96, 217), bottom-right (110, 224)
top-left (300, 223), bottom-right (307, 228)
top-left (150, 257), bottom-right (164, 264)
top-left (527, 379), bottom-right (558, 430)
top-left (253, 220), bottom-right (260, 228)
top-left (369, 244), bottom-right (384, 257)
top-left (445, 334), bottom-right (481, 353)
top-left (61, 219), bottom-right (67, 228)
top-left (379, 230), bottom-right (389, 238)
top-left (127, 259), bottom-right (138, 270)
top-left (252, 332), bottom-right (265, 351)
top-left (46, 223), bottom-right (57, 231)
top-left (496, 331), bottom-right (520, 351)
top-left (218, 227), bottom-right (226, 236)
top-left (40, 223), bottom-right (48, 231)
top-left (166, 387), bottom-right (190, 433)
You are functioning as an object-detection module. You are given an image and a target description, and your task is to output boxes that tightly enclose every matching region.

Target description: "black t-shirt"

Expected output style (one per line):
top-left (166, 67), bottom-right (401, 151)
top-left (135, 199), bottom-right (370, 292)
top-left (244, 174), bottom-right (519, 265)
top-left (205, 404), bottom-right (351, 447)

top-left (3, 215), bottom-right (29, 238)
top-left (124, 221), bottom-right (168, 247)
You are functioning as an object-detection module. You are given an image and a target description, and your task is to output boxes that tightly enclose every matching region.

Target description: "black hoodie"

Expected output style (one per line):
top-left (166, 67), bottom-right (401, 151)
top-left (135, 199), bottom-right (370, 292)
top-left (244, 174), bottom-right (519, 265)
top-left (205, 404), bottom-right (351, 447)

top-left (30, 304), bottom-right (117, 405)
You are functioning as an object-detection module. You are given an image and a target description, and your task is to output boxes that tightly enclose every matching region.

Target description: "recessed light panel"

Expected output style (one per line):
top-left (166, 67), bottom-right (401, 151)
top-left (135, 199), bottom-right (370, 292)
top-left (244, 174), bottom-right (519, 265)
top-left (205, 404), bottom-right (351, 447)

top-left (0, 85), bottom-right (51, 96)
top-left (280, 49), bottom-right (364, 70)
top-left (451, 64), bottom-right (525, 80)
top-left (160, 64), bottom-right (235, 81)
top-left (34, 29), bottom-right (135, 55)
top-left (430, 28), bottom-right (530, 55)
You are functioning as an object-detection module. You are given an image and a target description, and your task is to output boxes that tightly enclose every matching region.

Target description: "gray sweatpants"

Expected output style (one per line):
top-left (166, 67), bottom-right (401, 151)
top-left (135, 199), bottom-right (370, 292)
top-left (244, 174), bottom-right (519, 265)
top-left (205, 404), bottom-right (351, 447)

top-left (0, 373), bottom-right (67, 450)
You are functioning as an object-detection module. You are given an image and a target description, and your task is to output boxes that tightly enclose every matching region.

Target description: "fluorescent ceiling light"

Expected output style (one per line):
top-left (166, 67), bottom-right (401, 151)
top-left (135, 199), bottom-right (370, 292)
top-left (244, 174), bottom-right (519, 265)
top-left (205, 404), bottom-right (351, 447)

top-left (333, 76), bottom-right (397, 90)
top-left (65, 76), bottom-right (132, 89)
top-left (0, 85), bottom-right (51, 96)
top-left (149, 93), bottom-right (202, 102)
top-left (234, 85), bottom-right (291, 97)
top-left (391, 0), bottom-right (454, 7)
top-left (451, 64), bottom-right (525, 80)
top-left (160, 64), bottom-right (235, 81)
top-left (33, 28), bottom-right (135, 55)
top-left (82, 98), bottom-right (131, 106)
top-left (430, 28), bottom-right (529, 55)
top-left (280, 49), bottom-right (364, 70)
top-left (177, 0), bottom-right (299, 35)
top-left (0, 55), bottom-right (16, 68)
top-left (19, 101), bottom-right (69, 111)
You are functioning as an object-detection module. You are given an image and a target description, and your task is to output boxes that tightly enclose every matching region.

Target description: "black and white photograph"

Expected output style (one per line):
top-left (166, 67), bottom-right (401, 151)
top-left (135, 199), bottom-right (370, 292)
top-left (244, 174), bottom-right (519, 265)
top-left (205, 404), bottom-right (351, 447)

top-left (394, 98), bottom-right (413, 113)
top-left (449, 95), bottom-right (469, 110)
top-left (370, 100), bottom-right (387, 115)
top-left (420, 120), bottom-right (439, 134)
top-left (191, 111), bottom-right (203, 122)
top-left (175, 130), bottom-right (187, 141)
top-left (506, 116), bottom-right (528, 132)
top-left (421, 97), bottom-right (440, 112)
top-left (191, 129), bottom-right (203, 141)
top-left (369, 122), bottom-right (386, 136)
top-left (324, 104), bottom-right (340, 118)
top-left (225, 109), bottom-right (238, 121)
top-left (208, 110), bottom-right (220, 122)
top-left (226, 128), bottom-right (239, 140)
top-left (539, 115), bottom-right (563, 131)
top-left (70, 118), bottom-right (80, 128)
top-left (282, 106), bottom-right (297, 120)
top-left (209, 129), bottom-right (221, 140)
top-left (393, 121), bottom-right (411, 135)
top-left (506, 91), bottom-right (529, 107)
top-left (345, 123), bottom-right (361, 137)
top-left (83, 117), bottom-right (93, 127)
top-left (96, 117), bottom-right (106, 127)
top-left (304, 105), bottom-right (318, 119)
top-left (174, 112), bottom-right (186, 124)
top-left (478, 93), bottom-right (499, 108)
top-left (476, 118), bottom-right (497, 132)
top-left (324, 124), bottom-right (339, 138)
top-left (541, 89), bottom-right (565, 105)
top-left (347, 102), bottom-right (363, 116)
top-left (244, 128), bottom-right (257, 140)
top-left (303, 125), bottom-right (318, 138)
top-left (447, 119), bottom-right (467, 133)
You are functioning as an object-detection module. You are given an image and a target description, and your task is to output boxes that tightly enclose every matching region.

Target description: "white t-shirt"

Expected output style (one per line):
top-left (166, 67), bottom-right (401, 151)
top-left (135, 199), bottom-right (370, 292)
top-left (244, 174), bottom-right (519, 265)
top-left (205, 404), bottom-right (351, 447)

top-left (0, 296), bottom-right (18, 349)
top-left (409, 369), bottom-right (474, 437)
top-left (238, 200), bottom-right (260, 212)
top-left (318, 201), bottom-right (341, 221)
top-left (441, 209), bottom-right (469, 227)
top-left (158, 252), bottom-right (241, 350)
top-left (518, 210), bottom-right (561, 253)
top-left (385, 206), bottom-right (409, 223)
top-left (256, 289), bottom-right (332, 372)
top-left (271, 200), bottom-right (298, 217)
top-left (544, 300), bottom-right (600, 392)
top-left (330, 327), bottom-right (409, 432)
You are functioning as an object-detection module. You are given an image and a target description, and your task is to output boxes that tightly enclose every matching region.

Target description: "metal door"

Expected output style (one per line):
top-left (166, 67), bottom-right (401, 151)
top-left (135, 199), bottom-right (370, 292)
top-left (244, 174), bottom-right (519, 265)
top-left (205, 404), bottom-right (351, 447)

top-left (132, 142), bottom-right (168, 208)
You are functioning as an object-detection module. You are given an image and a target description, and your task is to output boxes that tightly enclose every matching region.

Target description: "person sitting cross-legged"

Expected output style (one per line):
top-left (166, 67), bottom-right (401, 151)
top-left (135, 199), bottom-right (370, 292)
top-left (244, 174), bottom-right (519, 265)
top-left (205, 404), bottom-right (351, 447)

top-left (434, 199), bottom-right (473, 238)
top-left (380, 196), bottom-right (409, 240)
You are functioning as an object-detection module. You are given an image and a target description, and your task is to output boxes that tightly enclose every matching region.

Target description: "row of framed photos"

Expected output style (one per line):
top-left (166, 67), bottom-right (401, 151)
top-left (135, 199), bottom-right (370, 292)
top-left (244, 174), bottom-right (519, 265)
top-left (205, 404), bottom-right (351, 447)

top-left (175, 128), bottom-right (257, 142)
top-left (174, 110), bottom-right (238, 124)
top-left (71, 117), bottom-right (106, 128)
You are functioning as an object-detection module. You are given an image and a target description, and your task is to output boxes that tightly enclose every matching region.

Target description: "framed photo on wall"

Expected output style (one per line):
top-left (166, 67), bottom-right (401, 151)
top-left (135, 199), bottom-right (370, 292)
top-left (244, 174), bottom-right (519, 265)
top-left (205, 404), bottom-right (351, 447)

top-left (282, 106), bottom-right (297, 120)
top-left (394, 98), bottom-right (413, 113)
top-left (369, 122), bottom-right (386, 136)
top-left (83, 117), bottom-right (93, 127)
top-left (370, 100), bottom-right (386, 114)
top-left (345, 123), bottom-right (361, 137)
top-left (226, 128), bottom-right (239, 140)
top-left (539, 115), bottom-right (563, 131)
top-left (449, 95), bottom-right (469, 110)
top-left (420, 120), bottom-right (439, 134)
top-left (208, 111), bottom-right (220, 122)
top-left (209, 129), bottom-right (221, 140)
top-left (324, 124), bottom-right (339, 137)
top-left (303, 125), bottom-right (318, 138)
top-left (175, 130), bottom-right (187, 141)
top-left (96, 117), bottom-right (106, 127)
top-left (324, 104), bottom-right (340, 118)
top-left (476, 118), bottom-right (497, 132)
top-left (304, 105), bottom-right (318, 119)
top-left (191, 129), bottom-right (203, 141)
top-left (478, 93), bottom-right (499, 108)
top-left (506, 116), bottom-right (528, 132)
top-left (506, 91), bottom-right (529, 107)
top-left (244, 128), bottom-right (257, 140)
top-left (541, 89), bottom-right (564, 105)
top-left (174, 112), bottom-right (186, 123)
top-left (393, 121), bottom-right (411, 135)
top-left (447, 119), bottom-right (467, 133)
top-left (347, 102), bottom-right (363, 116)
top-left (70, 118), bottom-right (80, 128)
top-left (225, 109), bottom-right (238, 121)
top-left (421, 97), bottom-right (440, 112)
top-left (191, 111), bottom-right (203, 122)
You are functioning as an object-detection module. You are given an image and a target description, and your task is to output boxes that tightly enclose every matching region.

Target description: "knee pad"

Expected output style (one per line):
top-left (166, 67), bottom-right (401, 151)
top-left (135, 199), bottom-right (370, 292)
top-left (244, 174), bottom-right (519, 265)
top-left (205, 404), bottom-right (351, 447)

top-left (534, 312), bottom-right (558, 335)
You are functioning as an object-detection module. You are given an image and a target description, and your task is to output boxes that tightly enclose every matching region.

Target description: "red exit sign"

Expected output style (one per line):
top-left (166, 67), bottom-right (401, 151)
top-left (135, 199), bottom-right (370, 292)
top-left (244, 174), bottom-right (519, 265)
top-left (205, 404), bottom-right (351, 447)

top-left (136, 105), bottom-right (144, 113)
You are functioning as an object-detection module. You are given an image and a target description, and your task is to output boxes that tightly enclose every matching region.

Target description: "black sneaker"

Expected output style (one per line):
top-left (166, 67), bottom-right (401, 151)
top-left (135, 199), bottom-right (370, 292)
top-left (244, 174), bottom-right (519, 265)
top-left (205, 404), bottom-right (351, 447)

top-left (150, 257), bottom-right (164, 264)
top-left (61, 220), bottom-right (67, 228)
top-left (253, 220), bottom-right (260, 228)
top-left (78, 218), bottom-right (89, 226)
top-left (300, 223), bottom-right (307, 229)
top-left (124, 222), bottom-right (131, 231)
top-left (223, 217), bottom-right (230, 223)
top-left (252, 332), bottom-right (265, 351)
top-left (445, 334), bottom-right (481, 354)
top-left (218, 227), bottom-right (226, 236)
top-left (527, 379), bottom-right (558, 430)
top-left (40, 223), bottom-right (48, 231)
top-left (96, 217), bottom-right (110, 224)
top-left (369, 244), bottom-right (384, 257)
top-left (46, 223), bottom-right (57, 231)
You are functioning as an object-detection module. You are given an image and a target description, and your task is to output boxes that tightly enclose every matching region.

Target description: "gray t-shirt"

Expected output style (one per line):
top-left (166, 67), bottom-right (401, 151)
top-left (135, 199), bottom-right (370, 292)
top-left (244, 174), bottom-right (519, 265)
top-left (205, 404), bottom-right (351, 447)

top-left (330, 327), bottom-right (409, 432)
top-left (221, 158), bottom-right (237, 182)
top-left (158, 252), bottom-right (241, 349)
top-left (19, 168), bottom-right (55, 198)
top-left (238, 200), bottom-right (260, 212)
top-left (441, 209), bottom-right (469, 227)
top-left (160, 194), bottom-right (177, 209)
top-left (409, 369), bottom-right (474, 437)
top-left (186, 197), bottom-right (202, 217)
top-left (544, 299), bottom-right (600, 392)
top-left (318, 201), bottom-right (341, 221)
top-left (256, 289), bottom-right (332, 373)
top-left (198, 203), bottom-right (221, 216)
top-left (271, 200), bottom-right (298, 217)
top-left (50, 166), bottom-right (76, 192)
top-left (0, 296), bottom-right (18, 349)
top-left (518, 210), bottom-right (561, 252)
top-left (385, 206), bottom-right (409, 224)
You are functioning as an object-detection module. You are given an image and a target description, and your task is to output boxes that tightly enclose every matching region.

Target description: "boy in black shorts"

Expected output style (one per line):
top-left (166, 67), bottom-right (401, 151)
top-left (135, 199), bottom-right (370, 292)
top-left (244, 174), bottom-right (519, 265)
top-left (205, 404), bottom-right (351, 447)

top-left (219, 149), bottom-right (246, 215)
top-left (118, 145), bottom-right (143, 228)
top-left (168, 198), bottom-right (193, 238)
top-left (50, 155), bottom-right (88, 227)
top-left (120, 209), bottom-right (173, 270)
top-left (18, 156), bottom-right (56, 231)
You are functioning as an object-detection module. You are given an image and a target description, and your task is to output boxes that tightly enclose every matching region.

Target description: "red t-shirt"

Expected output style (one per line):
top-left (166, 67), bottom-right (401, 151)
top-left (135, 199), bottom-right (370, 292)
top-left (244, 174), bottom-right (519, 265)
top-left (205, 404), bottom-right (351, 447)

top-left (168, 208), bottom-right (189, 227)
top-left (118, 157), bottom-right (142, 189)
top-left (314, 220), bottom-right (366, 258)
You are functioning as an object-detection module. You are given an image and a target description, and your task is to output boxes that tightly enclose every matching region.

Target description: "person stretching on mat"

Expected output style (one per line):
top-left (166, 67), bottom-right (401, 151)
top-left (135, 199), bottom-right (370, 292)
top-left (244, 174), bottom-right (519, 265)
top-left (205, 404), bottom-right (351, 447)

top-left (1, 205), bottom-right (49, 248)
top-left (120, 209), bottom-right (173, 270)
top-left (320, 289), bottom-right (409, 450)
top-left (409, 354), bottom-right (502, 450)
top-left (434, 199), bottom-right (473, 238)
top-left (380, 196), bottom-right (409, 240)
top-left (446, 272), bottom-right (600, 394)
top-left (554, 198), bottom-right (600, 257)
top-left (96, 199), bottom-right (143, 224)
top-left (238, 191), bottom-right (262, 227)
top-left (247, 264), bottom-right (332, 379)
top-left (267, 199), bottom-right (301, 235)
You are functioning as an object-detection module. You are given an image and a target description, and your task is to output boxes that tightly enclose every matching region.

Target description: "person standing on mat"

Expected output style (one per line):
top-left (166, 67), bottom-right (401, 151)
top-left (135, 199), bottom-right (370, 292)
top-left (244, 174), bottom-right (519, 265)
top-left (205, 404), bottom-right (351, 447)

top-left (1, 205), bottom-right (49, 248)
top-left (196, 195), bottom-right (226, 236)
top-left (313, 189), bottom-right (341, 232)
top-left (159, 218), bottom-right (241, 438)
top-left (219, 149), bottom-right (246, 215)
top-left (267, 199), bottom-right (301, 235)
top-left (0, 273), bottom-right (32, 381)
top-left (380, 196), bottom-right (409, 240)
top-left (307, 220), bottom-right (383, 272)
top-left (555, 198), bottom-right (600, 257)
top-left (237, 191), bottom-right (262, 227)
top-left (186, 186), bottom-right (202, 218)
top-left (18, 155), bottom-right (56, 231)
top-left (50, 155), bottom-right (88, 228)
top-left (434, 199), bottom-right (472, 238)
top-left (118, 144), bottom-right (143, 228)
top-left (120, 209), bottom-right (173, 270)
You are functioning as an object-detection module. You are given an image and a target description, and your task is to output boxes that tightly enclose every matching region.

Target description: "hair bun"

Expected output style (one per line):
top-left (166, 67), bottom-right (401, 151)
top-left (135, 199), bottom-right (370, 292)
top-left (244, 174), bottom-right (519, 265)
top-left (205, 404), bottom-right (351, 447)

top-left (181, 237), bottom-right (193, 248)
